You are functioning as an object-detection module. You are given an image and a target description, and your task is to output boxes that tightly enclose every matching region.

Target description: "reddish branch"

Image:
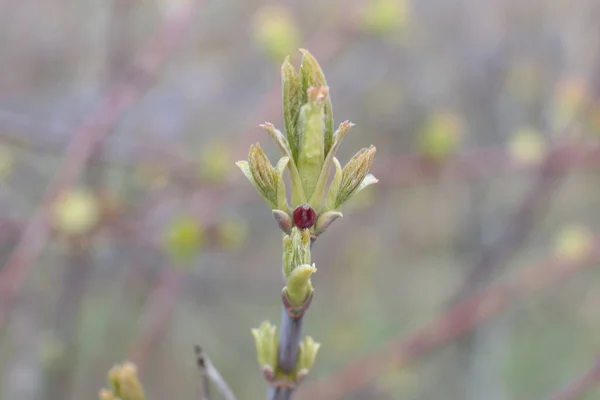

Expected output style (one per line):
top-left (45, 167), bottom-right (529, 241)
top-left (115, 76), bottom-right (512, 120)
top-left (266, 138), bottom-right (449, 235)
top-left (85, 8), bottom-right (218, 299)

top-left (374, 142), bottom-right (600, 188)
top-left (296, 239), bottom-right (600, 399)
top-left (0, 0), bottom-right (205, 328)
top-left (127, 267), bottom-right (183, 373)
top-left (543, 358), bottom-right (600, 400)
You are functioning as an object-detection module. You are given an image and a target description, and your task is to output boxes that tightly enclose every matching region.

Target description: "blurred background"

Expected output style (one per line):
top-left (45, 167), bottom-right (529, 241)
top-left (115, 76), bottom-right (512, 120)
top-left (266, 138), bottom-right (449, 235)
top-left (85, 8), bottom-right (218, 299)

top-left (1, 0), bottom-right (600, 399)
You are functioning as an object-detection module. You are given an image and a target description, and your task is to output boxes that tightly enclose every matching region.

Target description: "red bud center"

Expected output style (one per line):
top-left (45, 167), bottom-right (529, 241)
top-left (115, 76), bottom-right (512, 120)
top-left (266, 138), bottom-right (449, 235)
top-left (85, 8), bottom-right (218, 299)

top-left (292, 204), bottom-right (317, 229)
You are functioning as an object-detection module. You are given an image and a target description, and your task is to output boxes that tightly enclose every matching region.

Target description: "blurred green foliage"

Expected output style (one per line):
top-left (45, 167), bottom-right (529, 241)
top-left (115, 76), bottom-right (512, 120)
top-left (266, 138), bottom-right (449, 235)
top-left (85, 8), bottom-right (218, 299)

top-left (163, 215), bottom-right (204, 264)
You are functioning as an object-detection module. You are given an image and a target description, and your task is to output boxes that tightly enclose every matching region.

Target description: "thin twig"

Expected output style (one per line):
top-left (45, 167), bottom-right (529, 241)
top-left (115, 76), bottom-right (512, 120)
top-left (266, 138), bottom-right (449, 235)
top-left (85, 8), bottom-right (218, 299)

top-left (0, 0), bottom-right (205, 329)
top-left (296, 239), bottom-right (600, 399)
top-left (194, 345), bottom-right (238, 400)
top-left (543, 358), bottom-right (600, 400)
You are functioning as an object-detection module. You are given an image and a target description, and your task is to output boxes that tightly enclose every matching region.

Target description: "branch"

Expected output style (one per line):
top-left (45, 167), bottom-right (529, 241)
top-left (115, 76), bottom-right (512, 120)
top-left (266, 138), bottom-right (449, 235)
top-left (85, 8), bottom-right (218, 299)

top-left (194, 346), bottom-right (238, 400)
top-left (267, 301), bottom-right (307, 400)
top-left (296, 238), bottom-right (600, 399)
top-left (0, 0), bottom-right (205, 329)
top-left (127, 267), bottom-right (182, 373)
top-left (43, 243), bottom-right (94, 400)
top-left (543, 357), bottom-right (600, 400)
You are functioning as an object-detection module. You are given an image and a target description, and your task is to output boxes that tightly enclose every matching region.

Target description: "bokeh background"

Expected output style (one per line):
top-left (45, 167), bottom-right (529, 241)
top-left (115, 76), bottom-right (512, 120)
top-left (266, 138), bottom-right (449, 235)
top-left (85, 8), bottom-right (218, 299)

top-left (1, 0), bottom-right (600, 399)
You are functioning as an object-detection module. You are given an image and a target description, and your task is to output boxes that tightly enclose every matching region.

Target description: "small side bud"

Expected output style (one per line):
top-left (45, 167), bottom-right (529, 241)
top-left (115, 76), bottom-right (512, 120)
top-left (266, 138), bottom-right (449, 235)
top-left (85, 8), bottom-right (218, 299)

top-left (262, 365), bottom-right (275, 381)
top-left (296, 336), bottom-right (321, 379)
top-left (106, 362), bottom-right (145, 400)
top-left (285, 264), bottom-right (317, 307)
top-left (251, 321), bottom-right (279, 373)
top-left (237, 143), bottom-right (284, 209)
top-left (314, 211), bottom-right (343, 236)
top-left (335, 145), bottom-right (378, 208)
top-left (273, 209), bottom-right (293, 234)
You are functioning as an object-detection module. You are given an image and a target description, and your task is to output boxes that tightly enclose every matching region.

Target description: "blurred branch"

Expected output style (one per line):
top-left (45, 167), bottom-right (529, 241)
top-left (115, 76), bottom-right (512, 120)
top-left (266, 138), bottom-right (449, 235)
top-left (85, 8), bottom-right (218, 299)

top-left (0, 0), bottom-right (205, 329)
top-left (449, 142), bottom-right (579, 305)
top-left (194, 345), bottom-right (238, 400)
top-left (374, 142), bottom-right (600, 188)
top-left (44, 3), bottom-right (136, 399)
top-left (449, 43), bottom-right (600, 301)
top-left (543, 357), bottom-right (600, 400)
top-left (296, 238), bottom-right (600, 399)
top-left (127, 266), bottom-right (183, 372)
top-left (43, 243), bottom-right (94, 400)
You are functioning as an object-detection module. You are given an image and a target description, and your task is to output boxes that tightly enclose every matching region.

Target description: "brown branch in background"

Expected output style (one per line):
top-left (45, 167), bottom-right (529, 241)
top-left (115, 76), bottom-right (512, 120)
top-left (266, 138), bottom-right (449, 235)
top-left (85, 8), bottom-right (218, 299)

top-left (194, 346), bottom-right (238, 400)
top-left (0, 0), bottom-right (205, 329)
top-left (127, 266), bottom-right (183, 373)
top-left (449, 141), bottom-right (577, 305)
top-left (543, 358), bottom-right (600, 400)
top-left (450, 43), bottom-right (600, 302)
top-left (296, 239), bottom-right (600, 399)
top-left (373, 143), bottom-right (600, 188)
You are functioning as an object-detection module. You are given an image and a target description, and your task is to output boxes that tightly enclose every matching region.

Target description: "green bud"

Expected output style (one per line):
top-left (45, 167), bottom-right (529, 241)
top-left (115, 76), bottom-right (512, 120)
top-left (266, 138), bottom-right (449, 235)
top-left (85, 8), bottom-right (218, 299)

top-left (285, 264), bottom-right (316, 307)
top-left (335, 145), bottom-right (378, 208)
top-left (282, 227), bottom-right (311, 278)
top-left (299, 49), bottom-right (334, 155)
top-left (314, 210), bottom-right (343, 236)
top-left (297, 87), bottom-right (328, 200)
top-left (107, 362), bottom-right (145, 400)
top-left (236, 143), bottom-right (289, 209)
top-left (297, 336), bottom-right (321, 380)
top-left (282, 57), bottom-right (302, 162)
top-left (251, 321), bottom-right (278, 372)
top-left (164, 216), bottom-right (203, 263)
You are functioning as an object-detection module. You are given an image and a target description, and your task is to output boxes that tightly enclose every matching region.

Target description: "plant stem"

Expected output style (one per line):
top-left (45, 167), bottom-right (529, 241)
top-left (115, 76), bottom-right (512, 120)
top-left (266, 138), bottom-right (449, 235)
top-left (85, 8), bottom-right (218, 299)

top-left (277, 305), bottom-right (304, 372)
top-left (266, 304), bottom-right (304, 400)
top-left (267, 386), bottom-right (293, 400)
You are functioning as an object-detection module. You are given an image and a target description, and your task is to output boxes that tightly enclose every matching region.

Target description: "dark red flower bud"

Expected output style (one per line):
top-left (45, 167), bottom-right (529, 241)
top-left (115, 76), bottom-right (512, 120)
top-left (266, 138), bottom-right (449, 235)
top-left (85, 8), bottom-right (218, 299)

top-left (292, 204), bottom-right (317, 229)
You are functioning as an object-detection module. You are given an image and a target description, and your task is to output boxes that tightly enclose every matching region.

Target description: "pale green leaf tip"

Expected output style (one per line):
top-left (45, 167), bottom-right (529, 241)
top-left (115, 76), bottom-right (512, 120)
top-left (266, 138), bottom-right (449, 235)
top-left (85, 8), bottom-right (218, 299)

top-left (251, 321), bottom-right (278, 370)
top-left (286, 264), bottom-right (316, 306)
top-left (297, 335), bottom-right (321, 379)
